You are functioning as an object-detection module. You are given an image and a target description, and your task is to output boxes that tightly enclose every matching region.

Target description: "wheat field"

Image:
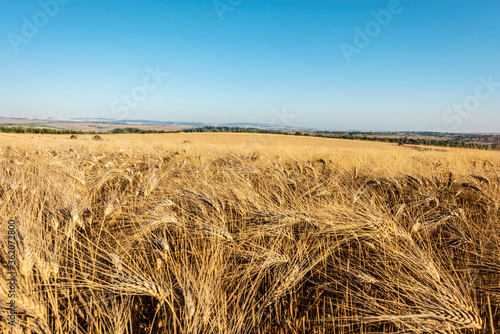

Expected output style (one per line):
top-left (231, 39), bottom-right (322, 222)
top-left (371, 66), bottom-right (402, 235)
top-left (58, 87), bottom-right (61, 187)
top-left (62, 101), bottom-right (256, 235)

top-left (0, 133), bottom-right (499, 333)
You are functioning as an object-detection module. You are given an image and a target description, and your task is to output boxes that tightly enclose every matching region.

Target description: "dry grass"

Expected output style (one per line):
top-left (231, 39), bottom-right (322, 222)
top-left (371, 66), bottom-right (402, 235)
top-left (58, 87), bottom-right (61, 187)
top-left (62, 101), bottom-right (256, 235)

top-left (0, 133), bottom-right (499, 333)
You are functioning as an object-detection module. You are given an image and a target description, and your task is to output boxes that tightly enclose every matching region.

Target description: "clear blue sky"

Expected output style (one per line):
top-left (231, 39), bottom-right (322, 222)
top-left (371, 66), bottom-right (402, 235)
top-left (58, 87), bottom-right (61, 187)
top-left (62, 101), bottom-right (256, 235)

top-left (1, 0), bottom-right (499, 132)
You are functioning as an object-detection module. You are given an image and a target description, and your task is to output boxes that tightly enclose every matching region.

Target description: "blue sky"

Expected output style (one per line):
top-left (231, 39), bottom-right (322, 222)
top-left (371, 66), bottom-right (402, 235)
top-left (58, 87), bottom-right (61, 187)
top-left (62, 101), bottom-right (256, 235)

top-left (1, 0), bottom-right (499, 132)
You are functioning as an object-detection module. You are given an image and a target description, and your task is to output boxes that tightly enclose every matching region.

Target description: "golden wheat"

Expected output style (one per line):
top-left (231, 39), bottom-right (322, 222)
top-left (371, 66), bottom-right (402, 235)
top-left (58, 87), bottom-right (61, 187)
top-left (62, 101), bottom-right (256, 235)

top-left (0, 133), bottom-right (498, 333)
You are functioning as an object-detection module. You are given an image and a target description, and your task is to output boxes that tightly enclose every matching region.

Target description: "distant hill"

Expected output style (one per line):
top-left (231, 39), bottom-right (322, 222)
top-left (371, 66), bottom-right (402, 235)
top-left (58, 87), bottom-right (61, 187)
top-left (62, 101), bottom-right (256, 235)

top-left (0, 117), bottom-right (312, 131)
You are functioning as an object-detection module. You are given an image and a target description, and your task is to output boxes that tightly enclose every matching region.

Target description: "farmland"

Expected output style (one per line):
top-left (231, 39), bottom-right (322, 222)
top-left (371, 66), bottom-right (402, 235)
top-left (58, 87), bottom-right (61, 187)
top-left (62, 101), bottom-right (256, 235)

top-left (1, 133), bottom-right (499, 333)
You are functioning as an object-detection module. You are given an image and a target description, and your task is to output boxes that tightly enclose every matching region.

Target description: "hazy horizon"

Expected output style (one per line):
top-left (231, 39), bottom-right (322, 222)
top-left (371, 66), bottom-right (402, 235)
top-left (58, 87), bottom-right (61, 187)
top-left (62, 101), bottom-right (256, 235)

top-left (1, 0), bottom-right (499, 132)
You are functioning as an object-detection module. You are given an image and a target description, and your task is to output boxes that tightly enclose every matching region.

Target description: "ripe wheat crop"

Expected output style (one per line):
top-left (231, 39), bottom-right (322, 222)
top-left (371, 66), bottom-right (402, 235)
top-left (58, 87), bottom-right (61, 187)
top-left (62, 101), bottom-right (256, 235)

top-left (0, 133), bottom-right (499, 333)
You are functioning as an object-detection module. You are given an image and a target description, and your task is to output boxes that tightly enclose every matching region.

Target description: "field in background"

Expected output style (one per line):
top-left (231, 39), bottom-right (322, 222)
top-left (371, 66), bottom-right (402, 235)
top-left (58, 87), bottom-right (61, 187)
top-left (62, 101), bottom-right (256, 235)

top-left (1, 133), bottom-right (499, 333)
top-left (0, 131), bottom-right (464, 153)
top-left (0, 120), bottom-right (191, 133)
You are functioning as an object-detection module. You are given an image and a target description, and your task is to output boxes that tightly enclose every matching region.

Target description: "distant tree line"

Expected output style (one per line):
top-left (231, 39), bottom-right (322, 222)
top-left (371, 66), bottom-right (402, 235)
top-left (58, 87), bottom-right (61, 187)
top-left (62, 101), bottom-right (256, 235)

top-left (0, 126), bottom-right (94, 135)
top-left (110, 127), bottom-right (173, 134)
top-left (185, 126), bottom-right (285, 134)
top-left (0, 126), bottom-right (174, 135)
